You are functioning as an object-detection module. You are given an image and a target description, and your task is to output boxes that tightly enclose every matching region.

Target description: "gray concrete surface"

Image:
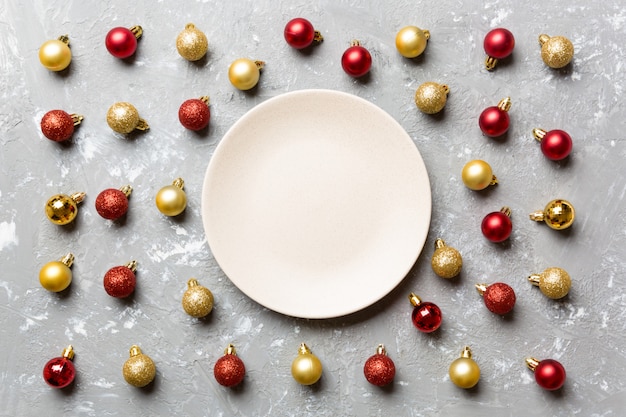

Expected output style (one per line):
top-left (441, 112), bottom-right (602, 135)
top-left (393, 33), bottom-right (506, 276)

top-left (1, 1), bottom-right (625, 416)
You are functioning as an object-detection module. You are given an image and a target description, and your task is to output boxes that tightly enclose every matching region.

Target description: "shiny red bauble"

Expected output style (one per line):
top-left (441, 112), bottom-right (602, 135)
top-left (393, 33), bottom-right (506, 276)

top-left (482, 283), bottom-right (516, 315)
top-left (534, 359), bottom-right (566, 390)
top-left (179, 98), bottom-right (210, 131)
top-left (411, 301), bottom-right (442, 332)
top-left (41, 110), bottom-right (75, 142)
top-left (95, 189), bottom-right (129, 220)
top-left (341, 43), bottom-right (372, 77)
top-left (364, 351), bottom-right (396, 386)
top-left (214, 354), bottom-right (246, 387)
top-left (481, 210), bottom-right (512, 242)
top-left (479, 106), bottom-right (510, 137)
top-left (284, 18), bottom-right (316, 49)
top-left (105, 27), bottom-right (138, 58)
top-left (484, 28), bottom-right (515, 59)
top-left (43, 356), bottom-right (75, 388)
top-left (103, 265), bottom-right (136, 298)
top-left (541, 130), bottom-right (573, 160)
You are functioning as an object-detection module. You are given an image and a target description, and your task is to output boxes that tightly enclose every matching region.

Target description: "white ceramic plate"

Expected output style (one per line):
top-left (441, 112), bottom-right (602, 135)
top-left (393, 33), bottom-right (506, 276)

top-left (201, 89), bottom-right (431, 319)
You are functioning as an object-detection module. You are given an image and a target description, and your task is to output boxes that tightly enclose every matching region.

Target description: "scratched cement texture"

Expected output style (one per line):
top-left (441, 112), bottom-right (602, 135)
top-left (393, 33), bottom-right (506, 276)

top-left (1, 0), bottom-right (625, 416)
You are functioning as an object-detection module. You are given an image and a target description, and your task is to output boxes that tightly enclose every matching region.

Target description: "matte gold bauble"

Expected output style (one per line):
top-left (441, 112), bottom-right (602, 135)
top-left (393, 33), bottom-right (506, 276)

top-left (395, 25), bottom-right (430, 58)
top-left (291, 343), bottom-right (322, 385)
top-left (461, 160), bottom-right (498, 191)
top-left (39, 35), bottom-right (72, 71)
top-left (156, 178), bottom-right (187, 216)
top-left (449, 346), bottom-right (480, 389)
top-left (39, 253), bottom-right (74, 292)
top-left (228, 58), bottom-right (264, 90)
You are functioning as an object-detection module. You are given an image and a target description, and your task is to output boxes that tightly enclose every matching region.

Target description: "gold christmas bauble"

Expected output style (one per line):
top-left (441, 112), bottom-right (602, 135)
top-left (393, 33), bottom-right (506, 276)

top-left (449, 347), bottom-right (480, 389)
top-left (529, 199), bottom-right (575, 230)
top-left (106, 102), bottom-right (149, 134)
top-left (39, 254), bottom-right (74, 292)
top-left (291, 343), bottom-right (322, 385)
top-left (123, 345), bottom-right (156, 387)
top-left (156, 178), bottom-right (187, 216)
top-left (539, 34), bottom-right (574, 69)
top-left (228, 58), bottom-right (263, 90)
top-left (182, 278), bottom-right (214, 318)
top-left (415, 82), bottom-right (449, 114)
top-left (176, 23), bottom-right (208, 61)
top-left (431, 239), bottom-right (462, 279)
top-left (395, 26), bottom-right (430, 58)
top-left (461, 160), bottom-right (497, 191)
top-left (45, 192), bottom-right (85, 225)
top-left (39, 36), bottom-right (72, 71)
top-left (529, 267), bottom-right (571, 299)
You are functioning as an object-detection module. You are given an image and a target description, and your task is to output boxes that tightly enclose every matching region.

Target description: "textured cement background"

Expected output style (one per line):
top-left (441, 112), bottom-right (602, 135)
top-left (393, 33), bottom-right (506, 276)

top-left (1, 0), bottom-right (625, 416)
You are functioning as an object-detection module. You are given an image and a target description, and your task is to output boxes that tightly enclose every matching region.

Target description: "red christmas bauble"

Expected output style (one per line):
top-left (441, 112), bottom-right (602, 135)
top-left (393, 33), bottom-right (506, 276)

top-left (214, 354), bottom-right (246, 387)
top-left (341, 44), bottom-right (372, 77)
top-left (364, 353), bottom-right (396, 386)
top-left (479, 106), bottom-right (510, 137)
top-left (41, 110), bottom-right (74, 142)
top-left (43, 357), bottom-right (75, 388)
top-left (481, 211), bottom-right (512, 242)
top-left (411, 301), bottom-right (442, 332)
top-left (284, 18), bottom-right (315, 49)
top-left (103, 265), bottom-right (136, 298)
top-left (541, 129), bottom-right (572, 160)
top-left (534, 359), bottom-right (566, 390)
top-left (178, 99), bottom-right (210, 131)
top-left (483, 283), bottom-right (516, 314)
top-left (105, 27), bottom-right (138, 58)
top-left (95, 189), bottom-right (129, 220)
top-left (484, 28), bottom-right (515, 59)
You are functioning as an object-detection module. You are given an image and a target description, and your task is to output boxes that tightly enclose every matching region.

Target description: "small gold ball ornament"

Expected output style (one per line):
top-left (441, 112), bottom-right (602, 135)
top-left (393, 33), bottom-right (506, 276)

top-left (529, 267), bottom-right (571, 299)
top-left (529, 199), bottom-right (575, 230)
top-left (106, 102), bottom-right (149, 134)
top-left (415, 82), bottom-right (449, 114)
top-left (123, 345), bottom-right (156, 387)
top-left (39, 253), bottom-right (74, 292)
top-left (431, 239), bottom-right (462, 279)
top-left (156, 178), bottom-right (187, 216)
top-left (539, 34), bottom-right (574, 69)
top-left (176, 23), bottom-right (208, 61)
top-left (461, 160), bottom-right (498, 191)
top-left (39, 35), bottom-right (72, 71)
top-left (45, 192), bottom-right (85, 225)
top-left (395, 25), bottom-right (430, 58)
top-left (182, 278), bottom-right (214, 318)
top-left (291, 343), bottom-right (323, 385)
top-left (228, 58), bottom-right (264, 90)
top-left (449, 346), bottom-right (481, 389)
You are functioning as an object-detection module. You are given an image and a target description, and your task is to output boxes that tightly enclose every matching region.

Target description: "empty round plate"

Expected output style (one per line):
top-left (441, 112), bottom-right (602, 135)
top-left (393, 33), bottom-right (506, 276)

top-left (202, 89), bottom-right (431, 319)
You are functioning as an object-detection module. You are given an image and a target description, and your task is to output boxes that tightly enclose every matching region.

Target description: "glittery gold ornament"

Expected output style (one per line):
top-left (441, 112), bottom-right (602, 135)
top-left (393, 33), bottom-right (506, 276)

top-left (228, 58), bottom-right (264, 90)
top-left (414, 82), bottom-right (449, 114)
top-left (431, 238), bottom-right (462, 279)
top-left (461, 160), bottom-right (498, 191)
top-left (176, 23), bottom-right (208, 61)
top-left (539, 34), bottom-right (574, 69)
top-left (395, 25), bottom-right (430, 58)
top-left (528, 267), bottom-right (571, 299)
top-left (39, 253), bottom-right (74, 292)
top-left (529, 199), bottom-right (575, 230)
top-left (156, 178), bottom-right (187, 216)
top-left (106, 102), bottom-right (149, 134)
top-left (449, 346), bottom-right (480, 389)
top-left (39, 35), bottom-right (72, 71)
top-left (123, 345), bottom-right (156, 387)
top-left (45, 192), bottom-right (85, 225)
top-left (291, 343), bottom-right (322, 385)
top-left (182, 278), bottom-right (214, 318)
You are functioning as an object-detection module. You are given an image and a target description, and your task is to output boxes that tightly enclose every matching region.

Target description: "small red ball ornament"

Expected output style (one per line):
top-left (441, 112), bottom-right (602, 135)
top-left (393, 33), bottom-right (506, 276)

top-left (482, 207), bottom-right (512, 242)
top-left (105, 26), bottom-right (143, 59)
top-left (214, 344), bottom-right (246, 387)
top-left (43, 345), bottom-right (76, 388)
top-left (483, 28), bottom-right (515, 70)
top-left (533, 128), bottom-right (572, 160)
top-left (179, 96), bottom-right (210, 131)
top-left (95, 185), bottom-right (132, 220)
top-left (341, 40), bottom-right (372, 77)
top-left (479, 97), bottom-right (511, 137)
top-left (526, 357), bottom-right (566, 390)
top-left (103, 261), bottom-right (137, 298)
top-left (364, 344), bottom-right (396, 386)
top-left (409, 293), bottom-right (442, 332)
top-left (475, 282), bottom-right (516, 314)
top-left (284, 18), bottom-right (323, 49)
top-left (41, 110), bottom-right (83, 142)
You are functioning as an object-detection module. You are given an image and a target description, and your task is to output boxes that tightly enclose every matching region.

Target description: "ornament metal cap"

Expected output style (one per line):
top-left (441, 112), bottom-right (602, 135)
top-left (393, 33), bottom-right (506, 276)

top-left (70, 114), bottom-right (84, 126)
top-left (500, 206), bottom-right (512, 217)
top-left (525, 357), bottom-right (540, 371)
top-left (533, 128), bottom-right (547, 141)
top-left (408, 292), bottom-right (422, 307)
top-left (60, 252), bottom-right (75, 267)
top-left (298, 342), bottom-right (312, 355)
top-left (119, 185), bottom-right (133, 197)
top-left (497, 97), bottom-right (512, 112)
top-left (529, 199), bottom-right (575, 230)
top-left (62, 345), bottom-right (75, 360)
top-left (199, 96), bottom-right (210, 105)
top-left (124, 260), bottom-right (138, 273)
top-left (475, 283), bottom-right (488, 295)
top-left (129, 25), bottom-right (143, 39)
top-left (224, 344), bottom-right (237, 355)
top-left (460, 346), bottom-right (473, 359)
top-left (375, 344), bottom-right (387, 355)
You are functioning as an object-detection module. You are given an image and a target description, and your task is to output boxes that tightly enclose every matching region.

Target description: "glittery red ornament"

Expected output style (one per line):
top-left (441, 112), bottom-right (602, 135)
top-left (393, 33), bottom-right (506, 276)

top-left (284, 18), bottom-right (323, 49)
top-left (95, 186), bottom-right (131, 220)
top-left (526, 358), bottom-right (566, 390)
top-left (179, 97), bottom-right (210, 131)
top-left (481, 207), bottom-right (512, 242)
top-left (41, 110), bottom-right (82, 142)
top-left (341, 40), bottom-right (372, 77)
top-left (214, 344), bottom-right (245, 387)
top-left (479, 97), bottom-right (511, 137)
top-left (43, 345), bottom-right (76, 389)
top-left (409, 293), bottom-right (442, 333)
top-left (364, 345), bottom-right (396, 386)
top-left (103, 261), bottom-right (137, 298)
top-left (105, 26), bottom-right (142, 59)
top-left (476, 282), bottom-right (516, 314)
